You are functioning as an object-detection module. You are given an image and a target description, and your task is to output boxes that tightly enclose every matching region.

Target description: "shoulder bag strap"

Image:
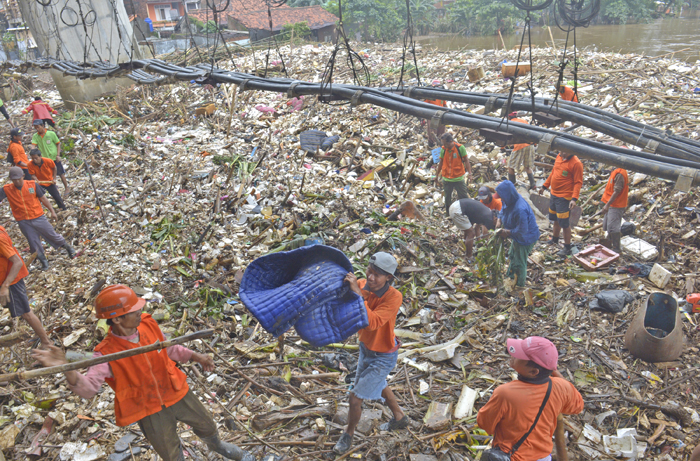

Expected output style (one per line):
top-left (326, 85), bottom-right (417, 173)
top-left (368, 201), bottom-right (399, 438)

top-left (509, 378), bottom-right (553, 455)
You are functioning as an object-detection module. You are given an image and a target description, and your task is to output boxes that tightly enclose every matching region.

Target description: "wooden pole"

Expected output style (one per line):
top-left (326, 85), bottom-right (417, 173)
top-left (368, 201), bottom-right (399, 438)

top-left (0, 329), bottom-right (214, 383)
top-left (548, 26), bottom-right (557, 54)
top-left (498, 29), bottom-right (507, 50)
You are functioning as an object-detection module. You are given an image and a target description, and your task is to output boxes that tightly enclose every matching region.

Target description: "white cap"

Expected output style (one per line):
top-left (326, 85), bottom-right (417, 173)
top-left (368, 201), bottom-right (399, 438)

top-left (369, 252), bottom-right (397, 276)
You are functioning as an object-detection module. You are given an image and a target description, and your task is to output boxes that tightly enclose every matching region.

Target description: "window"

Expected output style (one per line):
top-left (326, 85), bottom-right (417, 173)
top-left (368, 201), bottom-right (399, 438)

top-left (157, 7), bottom-right (169, 20)
top-left (185, 1), bottom-right (200, 10)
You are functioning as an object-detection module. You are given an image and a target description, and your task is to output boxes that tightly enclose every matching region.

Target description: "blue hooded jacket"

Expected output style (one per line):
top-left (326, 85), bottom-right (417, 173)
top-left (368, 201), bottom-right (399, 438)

top-left (496, 180), bottom-right (541, 246)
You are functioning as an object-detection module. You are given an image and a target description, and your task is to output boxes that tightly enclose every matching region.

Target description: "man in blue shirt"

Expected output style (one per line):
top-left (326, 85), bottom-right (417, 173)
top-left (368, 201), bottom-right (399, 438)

top-left (495, 180), bottom-right (541, 287)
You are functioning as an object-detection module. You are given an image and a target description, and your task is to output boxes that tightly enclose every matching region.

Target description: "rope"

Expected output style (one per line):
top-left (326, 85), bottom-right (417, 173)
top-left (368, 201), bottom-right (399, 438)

top-left (496, 15), bottom-right (530, 131)
top-left (396, 0), bottom-right (422, 89)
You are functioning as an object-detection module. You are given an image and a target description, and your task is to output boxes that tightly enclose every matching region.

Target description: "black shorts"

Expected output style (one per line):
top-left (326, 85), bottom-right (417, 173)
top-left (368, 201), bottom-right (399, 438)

top-left (549, 195), bottom-right (571, 228)
top-left (55, 160), bottom-right (65, 176)
top-left (5, 279), bottom-right (30, 317)
top-left (22, 168), bottom-right (32, 180)
top-left (42, 118), bottom-right (56, 128)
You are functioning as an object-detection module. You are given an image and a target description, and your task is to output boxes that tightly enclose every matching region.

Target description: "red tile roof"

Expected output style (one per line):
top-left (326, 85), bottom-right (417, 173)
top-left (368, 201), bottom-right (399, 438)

top-left (186, 0), bottom-right (288, 23)
top-left (229, 6), bottom-right (337, 31)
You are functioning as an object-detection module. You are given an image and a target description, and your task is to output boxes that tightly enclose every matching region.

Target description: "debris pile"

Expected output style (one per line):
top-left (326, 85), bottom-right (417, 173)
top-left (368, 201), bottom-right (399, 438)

top-left (0, 42), bottom-right (698, 460)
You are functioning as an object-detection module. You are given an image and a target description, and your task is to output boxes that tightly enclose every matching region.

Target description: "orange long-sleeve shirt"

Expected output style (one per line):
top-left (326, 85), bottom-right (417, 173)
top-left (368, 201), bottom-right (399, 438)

top-left (543, 154), bottom-right (584, 200)
top-left (357, 279), bottom-right (402, 353)
top-left (481, 197), bottom-right (502, 211)
top-left (477, 378), bottom-right (584, 461)
top-left (7, 142), bottom-right (28, 169)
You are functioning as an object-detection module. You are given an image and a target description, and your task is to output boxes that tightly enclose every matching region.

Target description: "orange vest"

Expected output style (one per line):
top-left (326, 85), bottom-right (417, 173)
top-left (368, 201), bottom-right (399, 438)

top-left (3, 181), bottom-right (44, 221)
top-left (561, 86), bottom-right (579, 102)
top-left (426, 99), bottom-right (446, 108)
top-left (95, 314), bottom-right (189, 426)
top-left (601, 168), bottom-right (628, 208)
top-left (0, 226), bottom-right (28, 285)
top-left (441, 142), bottom-right (466, 179)
top-left (511, 118), bottom-right (532, 151)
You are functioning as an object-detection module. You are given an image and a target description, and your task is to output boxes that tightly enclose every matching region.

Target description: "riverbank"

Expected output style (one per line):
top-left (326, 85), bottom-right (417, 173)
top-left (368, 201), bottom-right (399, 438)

top-left (417, 17), bottom-right (700, 63)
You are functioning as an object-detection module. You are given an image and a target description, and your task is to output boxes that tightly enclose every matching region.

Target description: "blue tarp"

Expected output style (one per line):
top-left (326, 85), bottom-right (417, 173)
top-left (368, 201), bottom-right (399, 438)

top-left (239, 245), bottom-right (368, 347)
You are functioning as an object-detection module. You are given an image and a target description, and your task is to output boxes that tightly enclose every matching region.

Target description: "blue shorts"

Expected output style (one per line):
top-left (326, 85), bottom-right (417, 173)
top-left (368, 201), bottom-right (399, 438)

top-left (351, 341), bottom-right (398, 402)
top-left (55, 160), bottom-right (65, 176)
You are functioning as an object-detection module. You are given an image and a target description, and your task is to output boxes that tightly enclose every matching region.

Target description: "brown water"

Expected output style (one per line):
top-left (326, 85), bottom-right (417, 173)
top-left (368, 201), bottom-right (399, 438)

top-left (417, 17), bottom-right (700, 63)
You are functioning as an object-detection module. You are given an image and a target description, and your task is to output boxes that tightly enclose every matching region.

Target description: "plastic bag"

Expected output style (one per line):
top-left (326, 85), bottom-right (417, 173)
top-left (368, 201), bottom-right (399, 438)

top-left (589, 290), bottom-right (635, 313)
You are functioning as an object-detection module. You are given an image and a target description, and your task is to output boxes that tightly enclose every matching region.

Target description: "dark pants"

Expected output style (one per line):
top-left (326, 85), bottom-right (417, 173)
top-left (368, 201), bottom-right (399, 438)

top-left (42, 118), bottom-right (56, 128)
top-left (443, 179), bottom-right (469, 213)
top-left (16, 215), bottom-right (66, 257)
top-left (22, 168), bottom-right (32, 180)
top-left (44, 184), bottom-right (66, 210)
top-left (507, 241), bottom-right (535, 287)
top-left (137, 390), bottom-right (218, 461)
top-left (55, 160), bottom-right (65, 176)
top-left (0, 105), bottom-right (9, 121)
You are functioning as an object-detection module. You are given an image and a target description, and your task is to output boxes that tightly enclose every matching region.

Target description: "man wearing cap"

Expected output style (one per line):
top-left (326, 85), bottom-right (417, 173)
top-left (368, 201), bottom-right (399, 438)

top-left (0, 167), bottom-right (75, 270)
top-left (539, 151), bottom-right (583, 257)
top-left (477, 336), bottom-right (583, 461)
top-left (495, 181), bottom-right (541, 287)
top-left (600, 166), bottom-right (628, 253)
top-left (31, 120), bottom-right (69, 196)
top-left (0, 225), bottom-right (51, 348)
top-left (32, 284), bottom-right (254, 461)
top-left (27, 149), bottom-right (67, 211)
top-left (7, 128), bottom-right (32, 179)
top-left (478, 186), bottom-right (502, 212)
top-left (449, 198), bottom-right (498, 261)
top-left (334, 252), bottom-right (408, 454)
top-left (425, 80), bottom-right (447, 147)
top-left (506, 113), bottom-right (537, 190)
top-left (435, 132), bottom-right (472, 214)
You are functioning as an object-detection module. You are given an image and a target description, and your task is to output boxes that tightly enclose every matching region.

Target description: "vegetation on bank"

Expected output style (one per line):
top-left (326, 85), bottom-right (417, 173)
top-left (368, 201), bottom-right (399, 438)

top-left (285, 0), bottom-right (697, 40)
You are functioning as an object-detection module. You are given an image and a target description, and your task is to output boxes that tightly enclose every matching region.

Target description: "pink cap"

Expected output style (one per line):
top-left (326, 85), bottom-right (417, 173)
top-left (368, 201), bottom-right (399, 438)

top-left (507, 336), bottom-right (558, 370)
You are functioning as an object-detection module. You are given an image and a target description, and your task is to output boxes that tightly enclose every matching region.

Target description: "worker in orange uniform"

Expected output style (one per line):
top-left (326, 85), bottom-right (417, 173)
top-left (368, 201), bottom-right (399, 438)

top-left (0, 225), bottom-right (51, 348)
top-left (22, 96), bottom-right (59, 128)
top-left (7, 128), bottom-right (31, 179)
top-left (32, 284), bottom-right (255, 461)
top-left (425, 80), bottom-right (447, 147)
top-left (539, 152), bottom-right (584, 257)
top-left (477, 336), bottom-right (583, 461)
top-left (506, 113), bottom-right (537, 190)
top-left (0, 167), bottom-right (75, 270)
top-left (600, 167), bottom-right (628, 253)
top-left (477, 186), bottom-right (502, 210)
top-left (334, 253), bottom-right (408, 454)
top-left (558, 85), bottom-right (579, 103)
top-left (27, 149), bottom-right (67, 211)
top-left (435, 132), bottom-right (472, 214)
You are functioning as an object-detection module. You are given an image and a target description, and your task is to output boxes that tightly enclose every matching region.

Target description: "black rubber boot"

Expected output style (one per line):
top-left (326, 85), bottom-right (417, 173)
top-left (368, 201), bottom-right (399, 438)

top-left (37, 254), bottom-right (49, 271)
top-left (557, 244), bottom-right (572, 257)
top-left (527, 172), bottom-right (536, 190)
top-left (508, 173), bottom-right (516, 184)
top-left (63, 244), bottom-right (76, 259)
top-left (546, 236), bottom-right (559, 245)
top-left (201, 435), bottom-right (255, 461)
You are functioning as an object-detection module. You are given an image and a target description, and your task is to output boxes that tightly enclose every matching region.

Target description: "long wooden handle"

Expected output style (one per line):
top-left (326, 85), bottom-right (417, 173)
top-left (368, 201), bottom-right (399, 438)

top-left (0, 329), bottom-right (214, 384)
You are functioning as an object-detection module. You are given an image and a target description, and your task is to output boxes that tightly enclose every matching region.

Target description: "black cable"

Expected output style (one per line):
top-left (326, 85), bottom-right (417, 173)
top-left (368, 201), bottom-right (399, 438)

top-left (396, 0), bottom-right (421, 89)
top-left (497, 14), bottom-right (530, 130)
top-left (557, 0), bottom-right (600, 27)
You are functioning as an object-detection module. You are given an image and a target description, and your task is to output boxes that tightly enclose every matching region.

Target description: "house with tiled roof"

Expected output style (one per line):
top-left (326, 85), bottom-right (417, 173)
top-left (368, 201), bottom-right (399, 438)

top-left (227, 6), bottom-right (337, 42)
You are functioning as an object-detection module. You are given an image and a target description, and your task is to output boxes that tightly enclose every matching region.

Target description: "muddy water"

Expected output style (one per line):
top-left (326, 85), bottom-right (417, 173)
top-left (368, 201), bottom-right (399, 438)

top-left (417, 17), bottom-right (700, 63)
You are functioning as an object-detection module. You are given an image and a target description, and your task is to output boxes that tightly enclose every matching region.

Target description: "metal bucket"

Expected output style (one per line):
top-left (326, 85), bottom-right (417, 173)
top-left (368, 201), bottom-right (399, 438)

top-left (624, 292), bottom-right (684, 362)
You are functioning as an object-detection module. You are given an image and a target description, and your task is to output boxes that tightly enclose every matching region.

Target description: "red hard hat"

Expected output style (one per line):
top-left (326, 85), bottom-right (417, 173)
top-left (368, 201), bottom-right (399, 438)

top-left (95, 284), bottom-right (145, 319)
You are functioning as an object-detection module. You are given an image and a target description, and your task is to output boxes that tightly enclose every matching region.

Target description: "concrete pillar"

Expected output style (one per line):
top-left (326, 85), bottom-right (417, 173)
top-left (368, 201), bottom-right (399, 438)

top-left (19, 0), bottom-right (143, 107)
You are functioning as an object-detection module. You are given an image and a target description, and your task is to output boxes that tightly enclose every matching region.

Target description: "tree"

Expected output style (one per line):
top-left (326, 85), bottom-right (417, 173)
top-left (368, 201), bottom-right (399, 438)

top-left (325, 0), bottom-right (404, 41)
top-left (449, 0), bottom-right (522, 36)
top-left (280, 21), bottom-right (313, 40)
top-left (599, 0), bottom-right (655, 23)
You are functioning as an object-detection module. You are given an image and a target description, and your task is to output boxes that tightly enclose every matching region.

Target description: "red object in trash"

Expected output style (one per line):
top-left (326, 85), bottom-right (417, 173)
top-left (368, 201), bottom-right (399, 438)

top-left (688, 293), bottom-right (700, 313)
top-left (572, 244), bottom-right (619, 271)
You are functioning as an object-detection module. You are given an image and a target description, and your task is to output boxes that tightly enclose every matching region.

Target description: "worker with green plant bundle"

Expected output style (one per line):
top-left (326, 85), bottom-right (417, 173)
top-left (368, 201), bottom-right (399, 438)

top-left (495, 180), bottom-right (540, 287)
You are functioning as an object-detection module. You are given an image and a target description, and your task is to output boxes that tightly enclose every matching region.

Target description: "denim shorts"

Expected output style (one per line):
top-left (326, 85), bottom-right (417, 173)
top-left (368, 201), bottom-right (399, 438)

top-left (351, 341), bottom-right (399, 402)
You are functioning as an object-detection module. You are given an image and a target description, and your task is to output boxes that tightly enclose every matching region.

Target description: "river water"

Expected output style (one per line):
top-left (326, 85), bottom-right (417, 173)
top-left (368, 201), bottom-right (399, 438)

top-left (417, 17), bottom-right (700, 63)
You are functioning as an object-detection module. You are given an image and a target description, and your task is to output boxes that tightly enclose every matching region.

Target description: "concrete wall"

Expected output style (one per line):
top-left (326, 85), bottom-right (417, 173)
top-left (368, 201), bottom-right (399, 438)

top-left (148, 36), bottom-right (216, 55)
top-left (18, 0), bottom-right (142, 107)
